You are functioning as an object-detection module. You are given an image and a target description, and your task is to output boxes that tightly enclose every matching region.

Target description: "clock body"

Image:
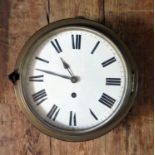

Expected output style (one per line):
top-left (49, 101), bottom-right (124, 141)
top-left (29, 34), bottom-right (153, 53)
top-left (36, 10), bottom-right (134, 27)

top-left (12, 18), bottom-right (137, 141)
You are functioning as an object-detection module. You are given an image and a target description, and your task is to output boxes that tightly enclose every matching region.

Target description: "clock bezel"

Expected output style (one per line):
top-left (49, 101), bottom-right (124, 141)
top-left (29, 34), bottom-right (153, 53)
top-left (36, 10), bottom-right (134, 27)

top-left (13, 18), bottom-right (138, 141)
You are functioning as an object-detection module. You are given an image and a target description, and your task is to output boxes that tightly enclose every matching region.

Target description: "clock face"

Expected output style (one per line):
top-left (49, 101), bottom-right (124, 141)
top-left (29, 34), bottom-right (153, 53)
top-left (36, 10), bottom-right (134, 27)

top-left (21, 27), bottom-right (128, 132)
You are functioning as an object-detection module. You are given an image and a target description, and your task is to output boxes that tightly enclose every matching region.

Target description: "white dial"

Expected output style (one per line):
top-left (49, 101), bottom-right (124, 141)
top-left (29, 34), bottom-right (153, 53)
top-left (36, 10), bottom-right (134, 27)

top-left (22, 27), bottom-right (128, 131)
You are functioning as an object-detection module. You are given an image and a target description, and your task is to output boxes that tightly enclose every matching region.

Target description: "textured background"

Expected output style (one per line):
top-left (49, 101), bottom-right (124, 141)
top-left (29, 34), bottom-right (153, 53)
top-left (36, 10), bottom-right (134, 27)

top-left (0, 0), bottom-right (153, 155)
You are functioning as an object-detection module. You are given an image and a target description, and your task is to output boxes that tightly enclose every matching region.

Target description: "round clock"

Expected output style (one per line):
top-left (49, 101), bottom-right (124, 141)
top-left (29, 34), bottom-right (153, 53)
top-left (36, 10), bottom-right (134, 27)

top-left (9, 18), bottom-right (137, 141)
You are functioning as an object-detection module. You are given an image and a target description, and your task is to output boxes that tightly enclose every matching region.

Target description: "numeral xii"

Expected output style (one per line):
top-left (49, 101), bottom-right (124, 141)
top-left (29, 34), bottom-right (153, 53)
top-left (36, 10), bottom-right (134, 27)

top-left (71, 34), bottom-right (81, 49)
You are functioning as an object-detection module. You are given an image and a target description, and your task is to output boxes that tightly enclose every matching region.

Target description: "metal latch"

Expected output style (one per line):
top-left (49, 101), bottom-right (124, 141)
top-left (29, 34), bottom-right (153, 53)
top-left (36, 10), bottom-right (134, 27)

top-left (131, 72), bottom-right (135, 93)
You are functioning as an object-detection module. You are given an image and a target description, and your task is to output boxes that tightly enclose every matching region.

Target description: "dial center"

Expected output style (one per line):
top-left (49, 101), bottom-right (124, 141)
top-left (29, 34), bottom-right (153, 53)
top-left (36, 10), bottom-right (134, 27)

top-left (71, 76), bottom-right (80, 83)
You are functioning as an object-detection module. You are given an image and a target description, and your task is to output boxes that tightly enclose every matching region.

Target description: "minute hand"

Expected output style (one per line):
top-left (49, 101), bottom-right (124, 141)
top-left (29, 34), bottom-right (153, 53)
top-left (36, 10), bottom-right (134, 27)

top-left (36, 69), bottom-right (71, 80)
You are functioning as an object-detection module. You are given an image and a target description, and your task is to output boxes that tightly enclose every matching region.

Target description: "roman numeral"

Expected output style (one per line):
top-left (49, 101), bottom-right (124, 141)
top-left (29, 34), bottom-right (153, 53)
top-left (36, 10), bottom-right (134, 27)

top-left (69, 111), bottom-right (77, 126)
top-left (106, 78), bottom-right (121, 86)
top-left (99, 93), bottom-right (116, 108)
top-left (32, 89), bottom-right (47, 105)
top-left (71, 34), bottom-right (81, 49)
top-left (102, 57), bottom-right (116, 67)
top-left (89, 108), bottom-right (98, 120)
top-left (91, 41), bottom-right (100, 54)
top-left (29, 75), bottom-right (44, 82)
top-left (51, 39), bottom-right (62, 53)
top-left (47, 104), bottom-right (60, 121)
top-left (35, 57), bottom-right (49, 63)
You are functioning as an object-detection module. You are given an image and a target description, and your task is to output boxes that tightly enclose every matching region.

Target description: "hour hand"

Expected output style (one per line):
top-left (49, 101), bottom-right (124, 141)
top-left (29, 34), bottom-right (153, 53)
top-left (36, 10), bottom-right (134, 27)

top-left (60, 57), bottom-right (74, 76)
top-left (60, 57), bottom-right (70, 69)
top-left (36, 69), bottom-right (71, 80)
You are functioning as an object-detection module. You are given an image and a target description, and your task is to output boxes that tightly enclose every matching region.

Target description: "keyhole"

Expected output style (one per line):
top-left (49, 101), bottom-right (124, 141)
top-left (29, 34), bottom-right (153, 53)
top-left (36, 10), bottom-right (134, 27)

top-left (71, 92), bottom-right (77, 98)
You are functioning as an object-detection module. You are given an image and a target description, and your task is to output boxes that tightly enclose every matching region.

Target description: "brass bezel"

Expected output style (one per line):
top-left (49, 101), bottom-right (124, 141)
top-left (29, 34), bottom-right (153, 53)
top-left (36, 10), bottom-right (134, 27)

top-left (13, 18), bottom-right (138, 141)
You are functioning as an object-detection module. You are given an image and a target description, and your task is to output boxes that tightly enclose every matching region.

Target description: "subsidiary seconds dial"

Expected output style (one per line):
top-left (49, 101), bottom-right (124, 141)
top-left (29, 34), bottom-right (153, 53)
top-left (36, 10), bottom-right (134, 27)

top-left (12, 18), bottom-right (137, 141)
top-left (25, 27), bottom-right (127, 130)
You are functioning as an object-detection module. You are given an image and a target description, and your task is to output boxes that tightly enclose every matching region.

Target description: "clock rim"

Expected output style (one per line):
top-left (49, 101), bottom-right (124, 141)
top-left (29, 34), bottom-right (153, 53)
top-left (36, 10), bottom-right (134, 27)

top-left (13, 18), bottom-right (138, 142)
top-left (19, 26), bottom-right (129, 134)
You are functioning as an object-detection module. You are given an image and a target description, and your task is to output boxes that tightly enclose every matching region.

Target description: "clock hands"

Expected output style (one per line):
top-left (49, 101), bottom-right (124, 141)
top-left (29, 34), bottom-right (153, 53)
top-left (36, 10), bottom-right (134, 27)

top-left (60, 57), bottom-right (79, 83)
top-left (36, 69), bottom-right (71, 80)
top-left (36, 58), bottom-right (79, 83)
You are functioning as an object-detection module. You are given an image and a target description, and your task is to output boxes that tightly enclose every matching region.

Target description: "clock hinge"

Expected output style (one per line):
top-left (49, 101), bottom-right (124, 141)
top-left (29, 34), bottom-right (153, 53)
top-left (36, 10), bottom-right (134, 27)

top-left (8, 70), bottom-right (20, 84)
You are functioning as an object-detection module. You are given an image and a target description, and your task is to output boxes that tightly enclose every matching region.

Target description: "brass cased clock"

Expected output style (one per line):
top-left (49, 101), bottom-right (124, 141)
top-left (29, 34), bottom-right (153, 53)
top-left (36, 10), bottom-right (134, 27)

top-left (9, 18), bottom-right (138, 141)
